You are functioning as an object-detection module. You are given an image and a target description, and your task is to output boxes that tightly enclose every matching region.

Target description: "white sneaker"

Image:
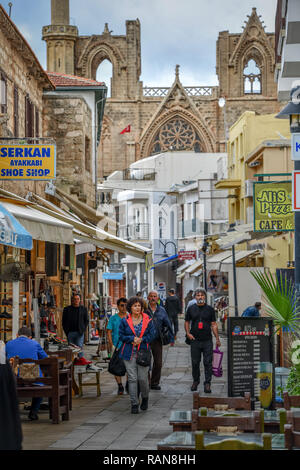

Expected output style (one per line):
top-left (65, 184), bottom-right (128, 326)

top-left (86, 363), bottom-right (103, 372)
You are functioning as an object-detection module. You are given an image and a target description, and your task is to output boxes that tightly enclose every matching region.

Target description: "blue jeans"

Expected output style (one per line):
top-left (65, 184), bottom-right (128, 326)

top-left (67, 331), bottom-right (84, 358)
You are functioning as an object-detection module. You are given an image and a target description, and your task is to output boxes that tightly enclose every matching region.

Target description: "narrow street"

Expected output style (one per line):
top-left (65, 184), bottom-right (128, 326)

top-left (21, 318), bottom-right (227, 450)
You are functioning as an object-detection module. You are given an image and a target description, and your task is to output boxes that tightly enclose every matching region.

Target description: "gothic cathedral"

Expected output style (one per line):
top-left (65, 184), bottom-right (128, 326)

top-left (43, 0), bottom-right (281, 178)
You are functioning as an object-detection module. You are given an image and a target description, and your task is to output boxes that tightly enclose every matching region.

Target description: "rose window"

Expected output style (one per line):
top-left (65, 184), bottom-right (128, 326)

top-left (150, 118), bottom-right (203, 154)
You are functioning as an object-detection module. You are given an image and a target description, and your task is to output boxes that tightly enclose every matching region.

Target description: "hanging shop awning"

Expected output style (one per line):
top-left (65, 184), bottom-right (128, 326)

top-left (219, 249), bottom-right (261, 272)
top-left (19, 193), bottom-right (152, 259)
top-left (102, 272), bottom-right (125, 280)
top-left (185, 258), bottom-right (203, 274)
top-left (0, 201), bottom-right (74, 245)
top-left (0, 202), bottom-right (33, 250)
top-left (152, 254), bottom-right (178, 268)
top-left (206, 250), bottom-right (232, 271)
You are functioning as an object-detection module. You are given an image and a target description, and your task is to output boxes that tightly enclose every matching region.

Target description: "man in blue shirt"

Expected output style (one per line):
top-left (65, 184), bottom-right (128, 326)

top-left (107, 297), bottom-right (127, 395)
top-left (241, 302), bottom-right (261, 317)
top-left (6, 326), bottom-right (48, 421)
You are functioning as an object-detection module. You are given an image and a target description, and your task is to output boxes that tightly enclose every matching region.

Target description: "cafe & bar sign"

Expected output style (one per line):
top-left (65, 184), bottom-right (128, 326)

top-left (253, 181), bottom-right (294, 232)
top-left (0, 144), bottom-right (56, 180)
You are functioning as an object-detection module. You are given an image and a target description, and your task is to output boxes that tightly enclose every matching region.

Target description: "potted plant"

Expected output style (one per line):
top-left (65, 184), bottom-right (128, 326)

top-left (250, 270), bottom-right (300, 398)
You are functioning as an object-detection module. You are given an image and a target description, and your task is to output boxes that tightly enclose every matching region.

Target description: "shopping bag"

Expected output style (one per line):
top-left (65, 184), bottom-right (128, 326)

top-left (212, 347), bottom-right (223, 377)
top-left (108, 349), bottom-right (126, 376)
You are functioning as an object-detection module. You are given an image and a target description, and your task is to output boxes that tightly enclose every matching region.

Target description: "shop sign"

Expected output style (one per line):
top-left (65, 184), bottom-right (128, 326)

top-left (228, 318), bottom-right (275, 407)
top-left (0, 144), bottom-right (56, 180)
top-left (109, 263), bottom-right (123, 272)
top-left (253, 181), bottom-right (293, 232)
top-left (178, 250), bottom-right (196, 260)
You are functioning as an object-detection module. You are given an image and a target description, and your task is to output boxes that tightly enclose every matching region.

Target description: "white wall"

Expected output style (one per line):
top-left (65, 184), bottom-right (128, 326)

top-left (227, 267), bottom-right (263, 316)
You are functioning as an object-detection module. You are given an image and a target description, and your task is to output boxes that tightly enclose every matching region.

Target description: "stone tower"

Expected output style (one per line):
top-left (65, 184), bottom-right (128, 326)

top-left (42, 0), bottom-right (78, 74)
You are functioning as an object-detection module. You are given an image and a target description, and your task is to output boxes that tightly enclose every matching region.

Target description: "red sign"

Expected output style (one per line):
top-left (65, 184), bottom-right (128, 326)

top-left (178, 250), bottom-right (196, 260)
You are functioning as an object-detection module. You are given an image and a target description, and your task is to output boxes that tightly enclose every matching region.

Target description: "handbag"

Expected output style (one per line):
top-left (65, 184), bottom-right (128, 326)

top-left (108, 349), bottom-right (126, 376)
top-left (136, 347), bottom-right (151, 367)
top-left (212, 347), bottom-right (223, 377)
top-left (18, 363), bottom-right (40, 380)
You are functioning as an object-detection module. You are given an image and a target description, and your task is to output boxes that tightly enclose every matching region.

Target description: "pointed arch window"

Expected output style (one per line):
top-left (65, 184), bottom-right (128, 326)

top-left (150, 117), bottom-right (203, 155)
top-left (243, 59), bottom-right (261, 94)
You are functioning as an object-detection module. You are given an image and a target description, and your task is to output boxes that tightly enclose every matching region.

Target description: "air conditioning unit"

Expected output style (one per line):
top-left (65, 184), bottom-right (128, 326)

top-left (245, 179), bottom-right (254, 198)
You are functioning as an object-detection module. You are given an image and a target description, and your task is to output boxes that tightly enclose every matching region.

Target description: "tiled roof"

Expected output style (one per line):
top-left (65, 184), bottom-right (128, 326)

top-left (46, 71), bottom-right (105, 88)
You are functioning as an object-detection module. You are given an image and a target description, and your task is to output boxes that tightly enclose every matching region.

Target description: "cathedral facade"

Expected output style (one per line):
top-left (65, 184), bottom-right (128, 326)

top-left (43, 0), bottom-right (281, 178)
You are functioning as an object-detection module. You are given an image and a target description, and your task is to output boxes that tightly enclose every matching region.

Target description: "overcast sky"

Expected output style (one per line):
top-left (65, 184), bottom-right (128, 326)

top-left (6, 0), bottom-right (277, 89)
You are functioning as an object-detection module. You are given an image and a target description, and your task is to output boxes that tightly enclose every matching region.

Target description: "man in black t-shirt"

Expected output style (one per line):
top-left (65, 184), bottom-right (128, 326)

top-left (185, 288), bottom-right (221, 393)
top-left (62, 294), bottom-right (90, 366)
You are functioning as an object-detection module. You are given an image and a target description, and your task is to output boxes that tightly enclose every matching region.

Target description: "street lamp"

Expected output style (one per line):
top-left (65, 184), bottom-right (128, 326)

top-left (159, 240), bottom-right (177, 256)
top-left (276, 86), bottom-right (300, 298)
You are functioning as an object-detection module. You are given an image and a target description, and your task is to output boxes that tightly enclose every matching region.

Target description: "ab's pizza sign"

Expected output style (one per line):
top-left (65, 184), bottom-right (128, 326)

top-left (253, 181), bottom-right (294, 232)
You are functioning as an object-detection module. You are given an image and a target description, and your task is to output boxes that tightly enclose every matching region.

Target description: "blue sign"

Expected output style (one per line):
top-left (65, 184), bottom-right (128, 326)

top-left (0, 202), bottom-right (33, 250)
top-left (292, 133), bottom-right (300, 160)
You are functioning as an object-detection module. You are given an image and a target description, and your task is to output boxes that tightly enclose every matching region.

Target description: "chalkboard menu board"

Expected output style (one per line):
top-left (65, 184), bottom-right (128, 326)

top-left (228, 318), bottom-right (275, 408)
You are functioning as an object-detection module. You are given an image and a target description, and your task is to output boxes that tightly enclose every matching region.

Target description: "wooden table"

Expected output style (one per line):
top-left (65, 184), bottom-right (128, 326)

top-left (157, 431), bottom-right (286, 450)
top-left (169, 409), bottom-right (286, 433)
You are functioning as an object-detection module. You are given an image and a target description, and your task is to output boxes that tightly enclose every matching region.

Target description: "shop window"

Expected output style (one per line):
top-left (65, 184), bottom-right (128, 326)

top-left (14, 86), bottom-right (19, 137)
top-left (35, 108), bottom-right (39, 137)
top-left (25, 95), bottom-right (34, 138)
top-left (0, 71), bottom-right (7, 114)
top-left (45, 242), bottom-right (57, 277)
top-left (85, 136), bottom-right (91, 172)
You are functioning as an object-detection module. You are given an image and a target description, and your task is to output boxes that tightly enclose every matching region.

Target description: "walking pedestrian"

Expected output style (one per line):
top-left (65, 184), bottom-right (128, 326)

top-left (146, 290), bottom-right (174, 391)
top-left (118, 296), bottom-right (155, 414)
top-left (164, 288), bottom-right (181, 343)
top-left (184, 290), bottom-right (194, 311)
top-left (62, 293), bottom-right (91, 365)
top-left (106, 297), bottom-right (128, 395)
top-left (185, 288), bottom-right (221, 393)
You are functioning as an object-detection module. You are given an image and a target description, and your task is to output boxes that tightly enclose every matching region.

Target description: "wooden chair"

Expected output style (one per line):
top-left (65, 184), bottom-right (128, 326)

top-left (195, 430), bottom-right (272, 450)
top-left (15, 356), bottom-right (69, 424)
top-left (48, 350), bottom-right (73, 410)
top-left (193, 392), bottom-right (251, 411)
top-left (283, 392), bottom-right (300, 410)
top-left (286, 410), bottom-right (300, 432)
top-left (191, 409), bottom-right (263, 433)
top-left (284, 424), bottom-right (300, 450)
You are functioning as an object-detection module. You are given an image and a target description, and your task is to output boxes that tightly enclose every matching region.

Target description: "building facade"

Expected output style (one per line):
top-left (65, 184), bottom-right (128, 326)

top-left (43, 2), bottom-right (282, 178)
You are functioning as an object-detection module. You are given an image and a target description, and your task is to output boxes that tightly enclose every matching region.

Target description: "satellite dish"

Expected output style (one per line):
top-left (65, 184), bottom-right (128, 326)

top-left (218, 97), bottom-right (226, 108)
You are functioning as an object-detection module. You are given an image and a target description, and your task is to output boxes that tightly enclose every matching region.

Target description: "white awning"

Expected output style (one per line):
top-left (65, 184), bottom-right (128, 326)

top-left (185, 258), bottom-right (203, 274)
top-left (206, 251), bottom-right (232, 270)
top-left (219, 249), bottom-right (261, 271)
top-left (0, 201), bottom-right (74, 245)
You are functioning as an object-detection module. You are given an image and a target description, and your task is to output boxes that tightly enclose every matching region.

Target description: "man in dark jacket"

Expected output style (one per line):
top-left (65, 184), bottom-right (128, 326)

top-left (62, 294), bottom-right (90, 366)
top-left (164, 288), bottom-right (181, 341)
top-left (146, 290), bottom-right (174, 390)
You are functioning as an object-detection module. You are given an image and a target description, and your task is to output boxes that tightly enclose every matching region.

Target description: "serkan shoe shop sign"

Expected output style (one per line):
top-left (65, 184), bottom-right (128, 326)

top-left (253, 181), bottom-right (294, 232)
top-left (0, 144), bottom-right (56, 180)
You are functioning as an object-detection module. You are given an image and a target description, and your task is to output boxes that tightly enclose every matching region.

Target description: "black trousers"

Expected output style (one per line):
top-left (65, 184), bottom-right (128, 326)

top-left (190, 339), bottom-right (213, 384)
top-left (168, 313), bottom-right (178, 337)
top-left (150, 338), bottom-right (163, 386)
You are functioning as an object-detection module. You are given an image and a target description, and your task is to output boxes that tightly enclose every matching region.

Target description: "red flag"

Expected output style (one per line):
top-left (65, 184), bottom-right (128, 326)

top-left (120, 125), bottom-right (131, 134)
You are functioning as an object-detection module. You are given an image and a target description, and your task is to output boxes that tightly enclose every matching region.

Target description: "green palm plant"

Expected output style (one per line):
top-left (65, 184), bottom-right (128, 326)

top-left (250, 270), bottom-right (300, 337)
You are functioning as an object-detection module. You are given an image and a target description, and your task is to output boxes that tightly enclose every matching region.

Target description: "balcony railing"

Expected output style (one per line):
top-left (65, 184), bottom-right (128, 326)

top-left (123, 168), bottom-right (156, 181)
top-left (118, 223), bottom-right (150, 241)
top-left (143, 86), bottom-right (216, 97)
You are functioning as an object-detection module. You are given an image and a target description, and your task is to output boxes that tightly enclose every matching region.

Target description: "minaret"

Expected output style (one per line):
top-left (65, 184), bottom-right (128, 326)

top-left (42, 0), bottom-right (78, 74)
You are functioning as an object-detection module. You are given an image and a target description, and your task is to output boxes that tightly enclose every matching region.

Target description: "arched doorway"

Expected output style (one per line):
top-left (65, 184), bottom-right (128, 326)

top-left (96, 59), bottom-right (113, 97)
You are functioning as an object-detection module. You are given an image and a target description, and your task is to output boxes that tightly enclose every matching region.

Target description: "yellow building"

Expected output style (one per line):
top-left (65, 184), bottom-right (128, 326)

top-left (215, 111), bottom-right (293, 275)
top-left (215, 111), bottom-right (291, 225)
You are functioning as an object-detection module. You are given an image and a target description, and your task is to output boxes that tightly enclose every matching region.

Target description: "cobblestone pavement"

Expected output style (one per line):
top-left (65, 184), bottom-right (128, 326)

top-left (21, 317), bottom-right (227, 450)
